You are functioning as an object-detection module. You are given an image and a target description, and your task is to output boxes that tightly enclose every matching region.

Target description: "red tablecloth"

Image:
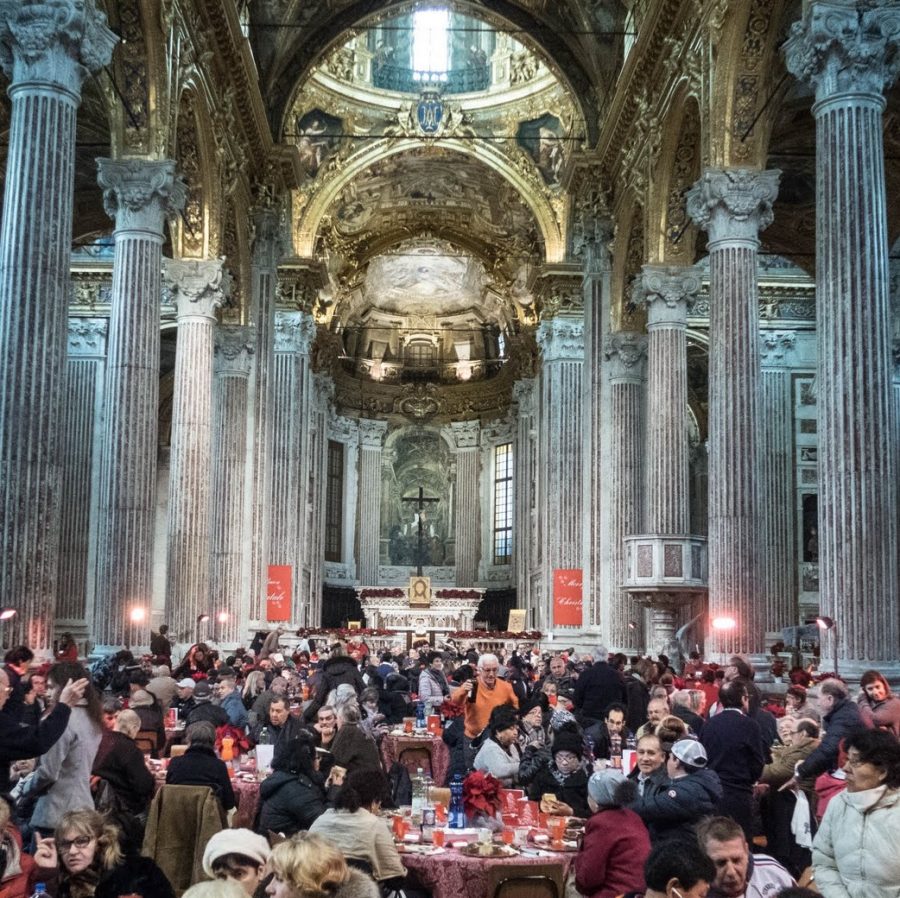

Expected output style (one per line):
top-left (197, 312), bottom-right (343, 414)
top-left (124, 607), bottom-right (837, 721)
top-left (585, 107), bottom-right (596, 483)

top-left (380, 733), bottom-right (451, 786)
top-left (400, 846), bottom-right (575, 898)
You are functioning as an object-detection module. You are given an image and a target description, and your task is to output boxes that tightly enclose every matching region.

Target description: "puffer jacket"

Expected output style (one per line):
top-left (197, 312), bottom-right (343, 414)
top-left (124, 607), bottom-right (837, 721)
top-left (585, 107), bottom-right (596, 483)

top-left (632, 768), bottom-right (723, 840)
top-left (258, 770), bottom-right (327, 836)
top-left (812, 786), bottom-right (900, 898)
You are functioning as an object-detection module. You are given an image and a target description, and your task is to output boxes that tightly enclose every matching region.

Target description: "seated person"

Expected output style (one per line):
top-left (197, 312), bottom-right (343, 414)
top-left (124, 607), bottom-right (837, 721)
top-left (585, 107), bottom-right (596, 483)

top-left (628, 733), bottom-right (668, 796)
top-left (587, 702), bottom-right (633, 760)
top-left (527, 730), bottom-right (591, 818)
top-left (309, 768), bottom-right (406, 885)
top-left (266, 832), bottom-right (379, 898)
top-left (517, 694), bottom-right (549, 752)
top-left (202, 828), bottom-right (272, 897)
top-left (258, 732), bottom-right (329, 837)
top-left (641, 837), bottom-right (717, 898)
top-left (473, 705), bottom-right (522, 786)
top-left (330, 704), bottom-right (382, 773)
top-left (184, 680), bottom-right (228, 729)
top-left (251, 696), bottom-right (303, 760)
top-left (165, 721), bottom-right (235, 810)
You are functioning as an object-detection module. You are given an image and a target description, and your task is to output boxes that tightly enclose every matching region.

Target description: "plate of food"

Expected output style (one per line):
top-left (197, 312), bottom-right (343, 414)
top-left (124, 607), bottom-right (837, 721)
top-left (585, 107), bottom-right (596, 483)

top-left (457, 843), bottom-right (518, 858)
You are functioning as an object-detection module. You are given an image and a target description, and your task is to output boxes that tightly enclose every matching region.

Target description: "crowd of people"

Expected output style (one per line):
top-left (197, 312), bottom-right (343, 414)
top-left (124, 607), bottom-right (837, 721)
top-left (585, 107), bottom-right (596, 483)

top-left (0, 633), bottom-right (897, 898)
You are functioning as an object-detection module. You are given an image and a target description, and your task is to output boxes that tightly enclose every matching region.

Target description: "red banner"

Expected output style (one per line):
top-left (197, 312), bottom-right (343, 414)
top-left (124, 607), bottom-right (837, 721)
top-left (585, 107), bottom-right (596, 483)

top-left (553, 569), bottom-right (583, 627)
top-left (266, 565), bottom-right (292, 622)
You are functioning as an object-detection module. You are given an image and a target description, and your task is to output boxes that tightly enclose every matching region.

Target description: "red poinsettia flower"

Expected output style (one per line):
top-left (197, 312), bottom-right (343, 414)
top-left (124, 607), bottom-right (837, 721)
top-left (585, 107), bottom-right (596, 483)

top-left (439, 698), bottom-right (464, 719)
top-left (463, 771), bottom-right (502, 818)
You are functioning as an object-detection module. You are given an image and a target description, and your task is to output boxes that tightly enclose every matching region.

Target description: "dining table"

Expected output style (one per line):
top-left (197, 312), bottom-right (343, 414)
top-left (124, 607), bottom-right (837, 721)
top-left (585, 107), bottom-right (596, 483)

top-left (380, 730), bottom-right (451, 786)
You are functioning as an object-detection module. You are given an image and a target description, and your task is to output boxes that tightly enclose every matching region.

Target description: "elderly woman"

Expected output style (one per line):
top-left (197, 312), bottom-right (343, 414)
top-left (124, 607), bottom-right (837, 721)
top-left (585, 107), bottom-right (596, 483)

top-left (575, 769), bottom-right (651, 898)
top-left (29, 809), bottom-right (173, 898)
top-left (527, 730), bottom-right (591, 818)
top-left (330, 704), bottom-right (382, 772)
top-left (812, 729), bottom-right (900, 898)
top-left (265, 832), bottom-right (378, 898)
top-left (473, 705), bottom-right (522, 786)
top-left (856, 670), bottom-right (900, 738)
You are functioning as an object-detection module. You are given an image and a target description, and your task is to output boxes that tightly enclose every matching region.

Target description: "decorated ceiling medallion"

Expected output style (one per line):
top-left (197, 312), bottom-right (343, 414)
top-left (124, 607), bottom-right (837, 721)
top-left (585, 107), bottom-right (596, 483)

top-left (416, 87), bottom-right (444, 135)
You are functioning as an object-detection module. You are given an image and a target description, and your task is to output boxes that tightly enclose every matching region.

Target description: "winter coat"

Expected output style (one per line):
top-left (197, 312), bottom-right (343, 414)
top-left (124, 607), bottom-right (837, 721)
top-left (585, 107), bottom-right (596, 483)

top-left (219, 688), bottom-right (249, 729)
top-left (258, 770), bottom-right (327, 836)
top-left (474, 738), bottom-right (522, 786)
top-left (309, 808), bottom-right (405, 882)
top-left (185, 700), bottom-right (229, 729)
top-left (306, 657), bottom-right (366, 720)
top-left (632, 768), bottom-right (723, 840)
top-left (573, 662), bottom-right (626, 722)
top-left (92, 730), bottom-right (155, 814)
top-left (165, 744), bottom-right (236, 810)
top-left (812, 785), bottom-right (900, 898)
top-left (575, 807), bottom-right (651, 898)
top-left (330, 722), bottom-right (382, 772)
top-left (28, 854), bottom-right (175, 898)
top-left (417, 668), bottom-right (449, 706)
top-left (797, 698), bottom-right (864, 780)
top-left (0, 702), bottom-right (70, 793)
top-left (527, 765), bottom-right (591, 819)
top-left (329, 869), bottom-right (380, 898)
top-left (857, 694), bottom-right (900, 738)
top-left (701, 709), bottom-right (766, 793)
top-left (27, 704), bottom-right (103, 830)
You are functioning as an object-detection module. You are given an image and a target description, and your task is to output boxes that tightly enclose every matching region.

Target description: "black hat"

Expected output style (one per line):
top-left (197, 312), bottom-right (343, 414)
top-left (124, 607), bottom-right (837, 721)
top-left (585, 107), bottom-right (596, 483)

top-left (551, 730), bottom-right (583, 759)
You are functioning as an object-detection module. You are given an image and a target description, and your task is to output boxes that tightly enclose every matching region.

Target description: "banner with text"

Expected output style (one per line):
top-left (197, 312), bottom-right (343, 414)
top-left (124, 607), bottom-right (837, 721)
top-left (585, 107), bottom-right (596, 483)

top-left (266, 565), bottom-right (292, 621)
top-left (553, 568), bottom-right (583, 626)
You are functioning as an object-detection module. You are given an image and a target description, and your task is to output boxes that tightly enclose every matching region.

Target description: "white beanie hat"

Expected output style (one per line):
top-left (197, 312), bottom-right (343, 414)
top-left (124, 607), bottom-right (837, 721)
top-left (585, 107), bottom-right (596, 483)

top-left (202, 828), bottom-right (271, 876)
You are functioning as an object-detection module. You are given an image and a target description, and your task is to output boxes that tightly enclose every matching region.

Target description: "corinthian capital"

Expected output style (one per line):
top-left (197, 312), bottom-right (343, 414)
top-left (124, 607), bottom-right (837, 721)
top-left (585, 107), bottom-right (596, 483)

top-left (215, 325), bottom-right (255, 377)
top-left (450, 420), bottom-right (481, 450)
top-left (537, 316), bottom-right (585, 362)
top-left (0, 0), bottom-right (117, 95)
top-left (686, 168), bottom-right (781, 245)
top-left (633, 264), bottom-right (702, 328)
top-left (604, 331), bottom-right (648, 384)
top-left (163, 258), bottom-right (231, 320)
top-left (784, 1), bottom-right (900, 103)
top-left (358, 418), bottom-right (388, 450)
top-left (97, 158), bottom-right (186, 234)
top-left (273, 310), bottom-right (316, 354)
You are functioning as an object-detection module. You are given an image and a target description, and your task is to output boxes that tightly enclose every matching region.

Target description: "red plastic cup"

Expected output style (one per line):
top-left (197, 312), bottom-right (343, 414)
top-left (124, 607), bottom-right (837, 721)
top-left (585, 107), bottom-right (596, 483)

top-left (434, 803), bottom-right (447, 823)
top-left (432, 828), bottom-right (445, 847)
top-left (501, 829), bottom-right (514, 845)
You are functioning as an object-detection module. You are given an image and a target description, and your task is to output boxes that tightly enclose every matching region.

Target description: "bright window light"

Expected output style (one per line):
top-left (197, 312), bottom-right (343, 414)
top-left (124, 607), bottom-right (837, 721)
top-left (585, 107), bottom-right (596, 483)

top-left (413, 8), bottom-right (450, 75)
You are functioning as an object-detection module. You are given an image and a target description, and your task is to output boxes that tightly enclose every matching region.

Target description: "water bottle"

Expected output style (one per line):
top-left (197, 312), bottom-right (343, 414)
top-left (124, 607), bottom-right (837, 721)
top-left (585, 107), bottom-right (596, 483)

top-left (257, 726), bottom-right (270, 745)
top-left (30, 885), bottom-right (49, 898)
top-left (448, 773), bottom-right (466, 829)
top-left (411, 767), bottom-right (426, 813)
top-left (415, 699), bottom-right (426, 730)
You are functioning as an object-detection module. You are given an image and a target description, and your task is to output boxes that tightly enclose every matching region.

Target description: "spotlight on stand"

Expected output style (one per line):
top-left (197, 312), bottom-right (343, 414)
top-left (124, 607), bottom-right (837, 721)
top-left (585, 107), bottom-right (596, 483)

top-left (0, 608), bottom-right (17, 621)
top-left (815, 615), bottom-right (838, 677)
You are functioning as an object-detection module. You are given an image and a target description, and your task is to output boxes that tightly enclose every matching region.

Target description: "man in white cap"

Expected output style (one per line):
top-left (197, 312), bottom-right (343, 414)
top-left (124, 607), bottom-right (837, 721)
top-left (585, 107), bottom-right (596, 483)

top-left (631, 738), bottom-right (723, 841)
top-left (173, 677), bottom-right (197, 718)
top-left (202, 828), bottom-right (272, 896)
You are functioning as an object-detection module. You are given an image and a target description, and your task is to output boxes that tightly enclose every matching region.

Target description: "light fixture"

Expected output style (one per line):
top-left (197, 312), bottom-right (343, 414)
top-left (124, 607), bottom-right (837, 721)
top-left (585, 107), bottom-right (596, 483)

top-left (217, 612), bottom-right (229, 624)
top-left (711, 616), bottom-right (737, 631)
top-left (627, 621), bottom-right (637, 630)
top-left (197, 613), bottom-right (210, 624)
top-left (129, 607), bottom-right (146, 623)
top-left (0, 608), bottom-right (17, 621)
top-left (815, 616), bottom-right (835, 630)
top-left (815, 616), bottom-right (839, 676)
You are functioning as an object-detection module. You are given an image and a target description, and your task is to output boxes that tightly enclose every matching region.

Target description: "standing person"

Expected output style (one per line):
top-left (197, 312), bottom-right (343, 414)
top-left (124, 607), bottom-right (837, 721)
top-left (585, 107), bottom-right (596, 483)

top-left (55, 634), bottom-right (78, 663)
top-left (450, 653), bottom-right (519, 768)
top-left (150, 624), bottom-right (172, 661)
top-left (258, 628), bottom-right (284, 662)
top-left (304, 646), bottom-right (365, 722)
top-left (21, 671), bottom-right (48, 728)
top-left (18, 663), bottom-right (104, 836)
top-left (416, 652), bottom-right (450, 709)
top-left (574, 646), bottom-right (626, 726)
top-left (3, 647), bottom-right (34, 724)
top-left (700, 679), bottom-right (766, 841)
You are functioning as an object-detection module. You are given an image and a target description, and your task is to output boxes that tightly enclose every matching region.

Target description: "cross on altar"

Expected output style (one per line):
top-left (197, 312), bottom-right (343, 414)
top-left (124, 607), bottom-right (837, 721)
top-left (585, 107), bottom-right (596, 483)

top-left (401, 486), bottom-right (440, 576)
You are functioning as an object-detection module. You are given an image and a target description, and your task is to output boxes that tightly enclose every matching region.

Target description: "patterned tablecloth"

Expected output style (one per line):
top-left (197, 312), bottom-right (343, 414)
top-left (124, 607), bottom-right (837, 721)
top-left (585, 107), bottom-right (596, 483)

top-left (400, 846), bottom-right (575, 898)
top-left (380, 733), bottom-right (451, 786)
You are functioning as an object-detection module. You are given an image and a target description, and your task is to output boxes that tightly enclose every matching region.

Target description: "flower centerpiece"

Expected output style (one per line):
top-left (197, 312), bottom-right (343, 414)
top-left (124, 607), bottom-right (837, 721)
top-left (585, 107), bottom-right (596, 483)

top-left (463, 771), bottom-right (502, 828)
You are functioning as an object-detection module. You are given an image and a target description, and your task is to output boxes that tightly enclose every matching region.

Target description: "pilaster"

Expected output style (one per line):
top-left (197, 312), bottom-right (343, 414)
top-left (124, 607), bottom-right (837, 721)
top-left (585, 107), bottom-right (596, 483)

top-left (163, 259), bottom-right (230, 641)
top-left (451, 420), bottom-right (481, 588)
top-left (93, 159), bottom-right (185, 648)
top-left (0, 0), bottom-right (116, 651)
top-left (786, 2), bottom-right (900, 672)
top-left (513, 380), bottom-right (537, 622)
top-left (687, 167), bottom-right (780, 657)
top-left (211, 326), bottom-right (255, 645)
top-left (358, 418), bottom-right (388, 585)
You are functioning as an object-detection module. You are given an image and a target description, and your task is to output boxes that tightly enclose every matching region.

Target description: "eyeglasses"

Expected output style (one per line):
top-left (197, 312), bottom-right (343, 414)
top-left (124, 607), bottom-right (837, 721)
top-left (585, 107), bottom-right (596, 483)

top-left (57, 835), bottom-right (94, 853)
top-left (555, 752), bottom-right (580, 763)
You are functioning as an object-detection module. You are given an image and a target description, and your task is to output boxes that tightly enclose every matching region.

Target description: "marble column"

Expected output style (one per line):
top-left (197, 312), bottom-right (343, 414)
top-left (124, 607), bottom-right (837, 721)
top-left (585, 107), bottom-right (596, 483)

top-left (513, 380), bottom-right (536, 620)
top-left (211, 326), bottom-right (255, 645)
top-left (270, 310), bottom-right (316, 623)
top-left (687, 167), bottom-right (780, 658)
top-left (358, 419), bottom-right (388, 586)
top-left (247, 206), bottom-right (283, 622)
top-left (451, 421), bottom-right (481, 588)
top-left (57, 319), bottom-right (108, 638)
top-left (92, 159), bottom-right (186, 648)
top-left (759, 331), bottom-right (800, 635)
top-left (537, 317), bottom-right (584, 631)
top-left (786, 4), bottom-right (900, 672)
top-left (304, 374), bottom-right (333, 626)
top-left (603, 332), bottom-right (647, 651)
top-left (633, 265), bottom-right (702, 650)
top-left (0, 2), bottom-right (116, 651)
top-left (163, 260), bottom-right (230, 641)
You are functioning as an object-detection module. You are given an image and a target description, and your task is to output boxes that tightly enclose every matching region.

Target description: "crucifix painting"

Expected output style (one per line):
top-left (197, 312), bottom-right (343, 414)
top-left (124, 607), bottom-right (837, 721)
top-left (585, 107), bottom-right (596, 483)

top-left (401, 486), bottom-right (440, 576)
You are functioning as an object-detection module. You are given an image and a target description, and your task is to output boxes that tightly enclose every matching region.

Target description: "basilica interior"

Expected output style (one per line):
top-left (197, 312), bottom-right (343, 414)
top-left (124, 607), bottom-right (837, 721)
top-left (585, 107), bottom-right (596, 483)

top-left (0, 0), bottom-right (898, 673)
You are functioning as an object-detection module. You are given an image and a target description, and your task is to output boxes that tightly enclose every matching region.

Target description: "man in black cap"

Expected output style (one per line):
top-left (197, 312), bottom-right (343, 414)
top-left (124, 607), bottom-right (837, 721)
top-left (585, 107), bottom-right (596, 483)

top-left (185, 679), bottom-right (228, 728)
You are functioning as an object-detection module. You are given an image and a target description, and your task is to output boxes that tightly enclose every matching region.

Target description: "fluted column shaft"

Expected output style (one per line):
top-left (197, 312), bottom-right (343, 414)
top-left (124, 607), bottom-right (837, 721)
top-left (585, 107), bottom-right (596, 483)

top-left (58, 319), bottom-right (107, 633)
top-left (688, 168), bottom-right (780, 657)
top-left (451, 421), bottom-right (481, 587)
top-left (603, 333), bottom-right (647, 650)
top-left (93, 160), bottom-right (185, 648)
top-left (270, 311), bottom-right (316, 623)
top-left (537, 317), bottom-right (584, 631)
top-left (358, 420), bottom-right (388, 585)
top-left (164, 260), bottom-right (229, 640)
top-left (211, 327), bottom-right (254, 644)
top-left (0, 2), bottom-right (116, 651)
top-left (513, 380), bottom-right (536, 618)
top-left (786, 3), bottom-right (900, 671)
top-left (247, 207), bottom-right (283, 621)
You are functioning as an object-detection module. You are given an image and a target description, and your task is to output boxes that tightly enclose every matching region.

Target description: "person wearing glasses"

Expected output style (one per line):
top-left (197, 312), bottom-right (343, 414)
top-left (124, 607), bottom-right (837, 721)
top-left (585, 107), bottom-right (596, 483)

top-left (29, 808), bottom-right (174, 897)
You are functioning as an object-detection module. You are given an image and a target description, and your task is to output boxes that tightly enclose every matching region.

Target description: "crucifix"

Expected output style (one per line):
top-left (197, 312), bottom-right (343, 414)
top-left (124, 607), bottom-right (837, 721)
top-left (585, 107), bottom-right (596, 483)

top-left (401, 486), bottom-right (440, 576)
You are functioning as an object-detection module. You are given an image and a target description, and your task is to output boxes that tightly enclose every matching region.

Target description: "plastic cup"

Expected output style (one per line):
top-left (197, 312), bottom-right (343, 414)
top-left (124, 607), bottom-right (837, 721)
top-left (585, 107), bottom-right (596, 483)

top-left (434, 803), bottom-right (447, 823)
top-left (432, 828), bottom-right (445, 847)
top-left (501, 829), bottom-right (514, 845)
top-left (513, 827), bottom-right (530, 847)
top-left (549, 816), bottom-right (566, 842)
top-left (403, 717), bottom-right (415, 734)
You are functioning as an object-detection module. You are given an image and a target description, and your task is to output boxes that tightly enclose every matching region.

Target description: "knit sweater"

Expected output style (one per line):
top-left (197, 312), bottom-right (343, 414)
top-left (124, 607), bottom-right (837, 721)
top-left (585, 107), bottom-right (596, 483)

top-left (450, 679), bottom-right (519, 739)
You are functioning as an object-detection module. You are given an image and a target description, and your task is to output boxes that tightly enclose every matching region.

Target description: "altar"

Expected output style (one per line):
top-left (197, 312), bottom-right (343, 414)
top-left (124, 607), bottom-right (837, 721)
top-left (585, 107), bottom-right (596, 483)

top-left (357, 586), bottom-right (484, 646)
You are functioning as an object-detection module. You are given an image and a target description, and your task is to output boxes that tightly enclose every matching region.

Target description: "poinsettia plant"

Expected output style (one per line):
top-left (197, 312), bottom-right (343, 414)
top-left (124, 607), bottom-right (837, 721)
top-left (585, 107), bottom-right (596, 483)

top-left (439, 698), bottom-right (464, 719)
top-left (463, 771), bottom-right (502, 819)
